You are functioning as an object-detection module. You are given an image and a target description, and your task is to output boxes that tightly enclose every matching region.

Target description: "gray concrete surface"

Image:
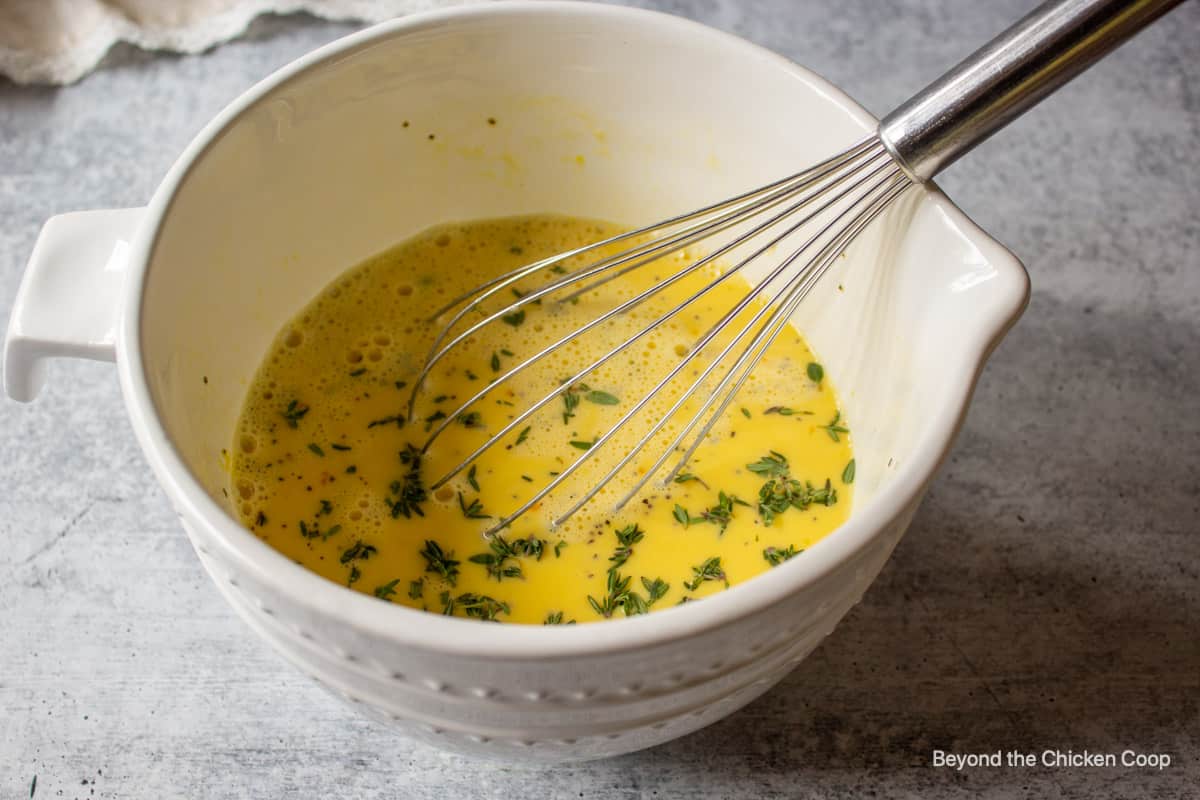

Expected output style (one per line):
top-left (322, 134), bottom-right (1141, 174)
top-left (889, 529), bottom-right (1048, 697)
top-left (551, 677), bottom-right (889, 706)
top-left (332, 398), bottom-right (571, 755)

top-left (2, 1), bottom-right (1197, 797)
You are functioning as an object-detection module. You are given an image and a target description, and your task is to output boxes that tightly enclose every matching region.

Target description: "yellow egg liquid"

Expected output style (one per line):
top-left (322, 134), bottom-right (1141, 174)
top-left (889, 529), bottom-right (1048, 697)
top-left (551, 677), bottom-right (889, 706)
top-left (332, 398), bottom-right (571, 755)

top-left (231, 215), bottom-right (853, 624)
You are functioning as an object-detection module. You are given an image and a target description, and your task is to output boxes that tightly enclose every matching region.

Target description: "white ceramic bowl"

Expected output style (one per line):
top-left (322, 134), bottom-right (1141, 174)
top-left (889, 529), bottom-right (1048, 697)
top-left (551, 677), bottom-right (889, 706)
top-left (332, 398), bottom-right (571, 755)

top-left (4, 1), bottom-right (1028, 761)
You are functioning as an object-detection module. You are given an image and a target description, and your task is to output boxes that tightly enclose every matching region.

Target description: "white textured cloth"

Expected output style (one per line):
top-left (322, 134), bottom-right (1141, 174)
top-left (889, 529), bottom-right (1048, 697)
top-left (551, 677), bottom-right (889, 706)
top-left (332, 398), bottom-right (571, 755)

top-left (0, 0), bottom-right (479, 85)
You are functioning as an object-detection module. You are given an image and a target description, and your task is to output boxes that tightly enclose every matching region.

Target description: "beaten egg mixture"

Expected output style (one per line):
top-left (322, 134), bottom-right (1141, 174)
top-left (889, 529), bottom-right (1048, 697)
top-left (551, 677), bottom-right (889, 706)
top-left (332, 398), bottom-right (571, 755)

top-left (232, 215), bottom-right (853, 624)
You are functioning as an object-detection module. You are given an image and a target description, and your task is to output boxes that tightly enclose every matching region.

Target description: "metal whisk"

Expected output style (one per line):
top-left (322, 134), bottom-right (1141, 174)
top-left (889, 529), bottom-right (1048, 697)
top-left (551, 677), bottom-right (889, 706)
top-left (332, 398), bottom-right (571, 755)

top-left (409, 0), bottom-right (1181, 535)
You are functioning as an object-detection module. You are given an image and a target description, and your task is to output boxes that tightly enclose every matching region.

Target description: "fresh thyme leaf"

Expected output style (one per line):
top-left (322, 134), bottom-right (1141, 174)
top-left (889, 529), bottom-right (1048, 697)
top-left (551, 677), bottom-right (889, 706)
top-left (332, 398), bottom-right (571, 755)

top-left (608, 523), bottom-right (645, 573)
top-left (254, 511), bottom-right (267, 527)
top-left (452, 592), bottom-right (509, 621)
top-left (674, 472), bottom-right (710, 490)
top-left (457, 492), bottom-right (490, 519)
top-left (764, 406), bottom-right (807, 416)
top-left (683, 556), bottom-right (728, 591)
top-left (544, 611), bottom-right (575, 625)
top-left (763, 544), bottom-right (801, 567)
top-left (394, 380), bottom-right (407, 390)
top-left (741, 407), bottom-right (752, 419)
top-left (641, 576), bottom-right (669, 605)
top-left (386, 444), bottom-right (428, 518)
top-left (282, 399), bottom-right (309, 429)
top-left (490, 351), bottom-right (501, 372)
top-left (501, 309), bottom-right (526, 327)
top-left (318, 499), bottom-right (333, 516)
top-left (457, 411), bottom-right (483, 428)
top-left (585, 389), bottom-right (619, 405)
top-left (569, 439), bottom-right (595, 451)
top-left (367, 413), bottom-right (405, 428)
top-left (806, 362), bottom-right (824, 384)
top-left (554, 540), bottom-right (567, 558)
top-left (465, 369), bottom-right (478, 381)
top-left (345, 465), bottom-right (357, 474)
top-left (349, 367), bottom-right (367, 377)
top-left (467, 464), bottom-right (480, 492)
top-left (623, 591), bottom-right (649, 616)
top-left (515, 426), bottom-right (532, 446)
top-left (698, 491), bottom-right (748, 534)
top-left (561, 388), bottom-right (581, 424)
top-left (821, 411), bottom-right (850, 442)
top-left (307, 443), bottom-right (325, 457)
top-left (348, 565), bottom-right (361, 586)
top-left (330, 443), bottom-right (351, 451)
top-left (550, 264), bottom-right (567, 274)
top-left (340, 539), bottom-right (378, 565)
top-left (501, 349), bottom-right (514, 357)
top-left (419, 539), bottom-right (460, 585)
top-left (747, 450), bottom-right (790, 478)
top-left (842, 458), bottom-right (856, 484)
top-left (374, 579), bottom-right (400, 600)
top-left (321, 524), bottom-right (341, 542)
top-left (521, 474), bottom-right (533, 482)
top-left (432, 394), bottom-right (449, 403)
top-left (423, 409), bottom-right (447, 432)
top-left (587, 569), bottom-right (633, 618)
top-left (673, 504), bottom-right (693, 526)
top-left (408, 578), bottom-right (424, 600)
top-left (469, 534), bottom-right (544, 580)
top-left (757, 476), bottom-right (838, 525)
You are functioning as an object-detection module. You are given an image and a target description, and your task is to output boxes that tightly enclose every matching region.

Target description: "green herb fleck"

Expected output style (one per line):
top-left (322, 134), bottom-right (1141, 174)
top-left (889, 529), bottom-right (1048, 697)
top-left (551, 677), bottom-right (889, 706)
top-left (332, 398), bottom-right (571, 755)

top-left (501, 309), bottom-right (526, 327)
top-left (386, 444), bottom-right (428, 519)
top-left (741, 407), bottom-right (752, 419)
top-left (307, 443), bottom-right (325, 457)
top-left (764, 406), bottom-right (807, 416)
top-left (457, 492), bottom-right (490, 520)
top-left (746, 450), bottom-right (790, 478)
top-left (457, 410), bottom-right (483, 428)
top-left (490, 351), bottom-right (501, 372)
top-left (683, 556), bottom-right (728, 591)
top-left (821, 411), bottom-right (850, 442)
top-left (467, 464), bottom-right (480, 492)
top-left (569, 439), bottom-right (596, 451)
top-left (374, 579), bottom-right (401, 601)
top-left (349, 367), bottom-right (367, 377)
top-left (419, 539), bottom-right (460, 585)
top-left (763, 545), bottom-right (801, 566)
top-left (367, 413), bottom-right (405, 428)
top-left (468, 534), bottom-right (544, 581)
top-left (842, 458), bottom-right (856, 484)
top-left (544, 611), bottom-right (575, 625)
top-left (448, 592), bottom-right (509, 621)
top-left (806, 362), bottom-right (824, 384)
top-left (674, 472), bottom-right (710, 490)
top-left (408, 578), bottom-right (424, 600)
top-left (282, 399), bottom-right (309, 428)
top-left (331, 443), bottom-right (351, 451)
top-left (641, 577), bottom-right (669, 604)
top-left (585, 389), bottom-right (619, 405)
top-left (515, 426), bottom-right (532, 446)
top-left (340, 539), bottom-right (378, 565)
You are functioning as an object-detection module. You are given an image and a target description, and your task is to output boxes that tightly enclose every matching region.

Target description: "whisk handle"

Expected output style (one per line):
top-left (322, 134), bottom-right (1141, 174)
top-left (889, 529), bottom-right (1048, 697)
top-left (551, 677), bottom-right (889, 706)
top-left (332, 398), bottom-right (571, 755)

top-left (878, 0), bottom-right (1184, 182)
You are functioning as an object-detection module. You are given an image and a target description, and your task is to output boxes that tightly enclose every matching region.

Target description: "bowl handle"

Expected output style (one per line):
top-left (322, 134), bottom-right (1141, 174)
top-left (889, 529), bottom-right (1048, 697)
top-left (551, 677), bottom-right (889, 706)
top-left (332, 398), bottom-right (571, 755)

top-left (3, 208), bottom-right (144, 402)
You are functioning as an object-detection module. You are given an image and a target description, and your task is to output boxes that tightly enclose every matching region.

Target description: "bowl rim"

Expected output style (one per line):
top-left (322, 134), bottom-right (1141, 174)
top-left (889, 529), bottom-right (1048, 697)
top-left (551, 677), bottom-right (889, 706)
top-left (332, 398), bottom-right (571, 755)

top-left (117, 0), bottom-right (1030, 659)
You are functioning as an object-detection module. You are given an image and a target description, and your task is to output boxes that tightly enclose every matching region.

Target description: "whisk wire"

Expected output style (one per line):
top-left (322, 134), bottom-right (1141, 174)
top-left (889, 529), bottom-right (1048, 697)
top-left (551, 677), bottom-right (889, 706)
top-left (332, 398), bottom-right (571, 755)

top-left (478, 159), bottom-right (904, 535)
top-left (421, 144), bottom-right (892, 459)
top-left (556, 170), bottom-right (910, 526)
top-left (409, 139), bottom-right (884, 419)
